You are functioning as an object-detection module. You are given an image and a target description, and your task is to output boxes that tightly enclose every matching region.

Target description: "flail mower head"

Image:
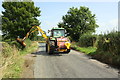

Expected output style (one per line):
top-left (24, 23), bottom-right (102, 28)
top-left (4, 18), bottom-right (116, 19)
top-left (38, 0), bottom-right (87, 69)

top-left (16, 38), bottom-right (26, 47)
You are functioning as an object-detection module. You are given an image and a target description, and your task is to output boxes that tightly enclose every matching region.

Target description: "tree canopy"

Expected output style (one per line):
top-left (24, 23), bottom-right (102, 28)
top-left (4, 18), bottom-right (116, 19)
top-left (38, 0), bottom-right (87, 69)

top-left (2, 0), bottom-right (41, 40)
top-left (58, 6), bottom-right (99, 41)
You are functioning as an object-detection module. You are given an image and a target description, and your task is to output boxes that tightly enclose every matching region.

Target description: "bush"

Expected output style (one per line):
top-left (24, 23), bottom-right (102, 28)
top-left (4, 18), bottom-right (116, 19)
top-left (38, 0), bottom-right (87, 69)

top-left (3, 39), bottom-right (32, 50)
top-left (97, 31), bottom-right (120, 55)
top-left (79, 34), bottom-right (97, 47)
top-left (89, 31), bottom-right (120, 68)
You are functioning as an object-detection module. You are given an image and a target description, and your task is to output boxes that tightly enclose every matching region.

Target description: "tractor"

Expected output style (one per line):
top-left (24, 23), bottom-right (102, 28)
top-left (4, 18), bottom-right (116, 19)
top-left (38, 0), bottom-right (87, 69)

top-left (16, 26), bottom-right (71, 54)
top-left (46, 27), bottom-right (71, 54)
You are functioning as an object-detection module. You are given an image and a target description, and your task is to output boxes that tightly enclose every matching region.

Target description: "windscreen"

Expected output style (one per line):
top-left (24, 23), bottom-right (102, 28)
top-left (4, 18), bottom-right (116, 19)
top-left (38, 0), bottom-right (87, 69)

top-left (53, 29), bottom-right (65, 37)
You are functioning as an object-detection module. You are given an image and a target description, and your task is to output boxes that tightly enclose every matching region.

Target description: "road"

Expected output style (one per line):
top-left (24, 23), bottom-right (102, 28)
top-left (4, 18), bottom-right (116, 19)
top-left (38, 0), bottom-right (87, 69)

top-left (33, 43), bottom-right (119, 78)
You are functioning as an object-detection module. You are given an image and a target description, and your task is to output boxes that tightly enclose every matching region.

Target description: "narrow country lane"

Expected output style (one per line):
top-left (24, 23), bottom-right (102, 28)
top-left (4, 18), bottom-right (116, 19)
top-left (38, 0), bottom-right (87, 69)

top-left (33, 43), bottom-right (119, 78)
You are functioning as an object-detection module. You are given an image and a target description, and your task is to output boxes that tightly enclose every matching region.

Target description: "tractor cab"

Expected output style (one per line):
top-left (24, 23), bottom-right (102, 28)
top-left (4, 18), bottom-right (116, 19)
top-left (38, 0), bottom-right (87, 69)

top-left (50, 27), bottom-right (65, 38)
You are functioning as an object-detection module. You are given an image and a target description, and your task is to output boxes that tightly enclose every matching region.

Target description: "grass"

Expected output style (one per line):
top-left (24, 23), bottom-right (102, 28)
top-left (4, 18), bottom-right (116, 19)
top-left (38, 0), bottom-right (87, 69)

top-left (3, 56), bottom-right (23, 78)
top-left (1, 40), bottom-right (38, 78)
top-left (76, 47), bottom-right (97, 54)
top-left (19, 41), bottom-right (38, 55)
top-left (71, 42), bottom-right (120, 69)
top-left (88, 50), bottom-right (120, 68)
top-left (71, 42), bottom-right (97, 54)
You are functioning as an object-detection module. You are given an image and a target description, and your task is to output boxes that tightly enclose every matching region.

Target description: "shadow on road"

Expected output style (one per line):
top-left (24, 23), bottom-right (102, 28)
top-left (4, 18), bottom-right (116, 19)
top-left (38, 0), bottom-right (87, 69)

top-left (31, 50), bottom-right (63, 57)
top-left (32, 43), bottom-right (63, 57)
top-left (31, 42), bottom-right (69, 56)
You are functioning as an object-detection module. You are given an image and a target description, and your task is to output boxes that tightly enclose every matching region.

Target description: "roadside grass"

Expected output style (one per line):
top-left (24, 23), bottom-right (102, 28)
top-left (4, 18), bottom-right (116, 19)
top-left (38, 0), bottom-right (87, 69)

top-left (71, 42), bottom-right (120, 69)
top-left (88, 32), bottom-right (120, 69)
top-left (89, 50), bottom-right (120, 68)
top-left (77, 47), bottom-right (97, 54)
top-left (1, 40), bottom-right (38, 78)
top-left (19, 40), bottom-right (38, 55)
top-left (3, 56), bottom-right (23, 78)
top-left (71, 42), bottom-right (97, 54)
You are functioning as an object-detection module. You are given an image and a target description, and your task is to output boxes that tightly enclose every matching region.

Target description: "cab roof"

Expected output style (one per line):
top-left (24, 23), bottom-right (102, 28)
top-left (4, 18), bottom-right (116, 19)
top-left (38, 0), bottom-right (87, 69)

top-left (52, 27), bottom-right (64, 30)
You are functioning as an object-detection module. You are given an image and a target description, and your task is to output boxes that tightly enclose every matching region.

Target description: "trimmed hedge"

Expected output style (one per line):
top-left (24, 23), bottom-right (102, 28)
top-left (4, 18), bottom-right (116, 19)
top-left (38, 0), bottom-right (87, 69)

top-left (97, 32), bottom-right (120, 55)
top-left (89, 31), bottom-right (120, 68)
top-left (79, 34), bottom-right (97, 47)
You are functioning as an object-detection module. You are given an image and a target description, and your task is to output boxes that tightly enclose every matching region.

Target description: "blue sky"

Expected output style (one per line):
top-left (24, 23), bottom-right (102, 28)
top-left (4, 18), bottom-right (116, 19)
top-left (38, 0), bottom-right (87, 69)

top-left (34, 2), bottom-right (118, 34)
top-left (0, 1), bottom-right (119, 35)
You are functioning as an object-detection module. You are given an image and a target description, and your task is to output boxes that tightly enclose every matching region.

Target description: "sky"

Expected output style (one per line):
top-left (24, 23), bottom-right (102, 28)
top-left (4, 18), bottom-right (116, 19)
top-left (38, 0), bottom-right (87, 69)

top-left (34, 2), bottom-right (118, 34)
top-left (0, 0), bottom-right (119, 35)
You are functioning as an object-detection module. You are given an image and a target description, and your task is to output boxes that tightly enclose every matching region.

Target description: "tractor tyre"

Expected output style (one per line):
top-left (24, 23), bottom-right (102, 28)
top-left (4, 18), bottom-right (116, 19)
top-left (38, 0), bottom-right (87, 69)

top-left (46, 43), bottom-right (53, 55)
top-left (48, 50), bottom-right (53, 55)
top-left (65, 49), bottom-right (70, 53)
top-left (48, 46), bottom-right (54, 55)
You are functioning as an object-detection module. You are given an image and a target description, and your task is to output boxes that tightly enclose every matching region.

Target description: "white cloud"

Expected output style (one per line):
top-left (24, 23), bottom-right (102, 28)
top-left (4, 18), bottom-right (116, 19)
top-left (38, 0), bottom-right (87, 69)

top-left (95, 19), bottom-right (118, 34)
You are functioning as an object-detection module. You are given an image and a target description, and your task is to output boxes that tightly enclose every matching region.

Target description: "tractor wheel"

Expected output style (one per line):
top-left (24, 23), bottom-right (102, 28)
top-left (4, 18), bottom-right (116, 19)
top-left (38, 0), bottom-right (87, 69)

top-left (48, 46), bottom-right (54, 55)
top-left (48, 50), bottom-right (53, 55)
top-left (65, 49), bottom-right (70, 53)
top-left (48, 49), bottom-right (53, 55)
top-left (46, 43), bottom-right (53, 55)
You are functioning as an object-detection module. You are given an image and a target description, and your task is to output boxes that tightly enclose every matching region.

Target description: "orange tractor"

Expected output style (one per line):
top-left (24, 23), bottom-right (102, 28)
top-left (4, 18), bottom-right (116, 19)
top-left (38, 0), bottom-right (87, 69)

top-left (17, 26), bottom-right (71, 54)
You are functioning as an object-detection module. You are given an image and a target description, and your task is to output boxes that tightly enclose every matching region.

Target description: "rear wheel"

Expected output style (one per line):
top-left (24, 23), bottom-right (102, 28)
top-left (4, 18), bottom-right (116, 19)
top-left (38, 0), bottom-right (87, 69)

top-left (49, 50), bottom-right (53, 55)
top-left (65, 49), bottom-right (70, 53)
top-left (48, 49), bottom-right (53, 55)
top-left (46, 43), bottom-right (53, 55)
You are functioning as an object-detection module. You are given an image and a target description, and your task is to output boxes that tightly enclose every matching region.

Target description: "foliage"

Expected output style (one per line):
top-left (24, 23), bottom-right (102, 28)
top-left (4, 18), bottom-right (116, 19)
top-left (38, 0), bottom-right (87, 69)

top-left (1, 42), bottom-right (14, 58)
top-left (79, 34), bottom-right (97, 47)
top-left (89, 31), bottom-right (120, 68)
top-left (97, 31), bottom-right (120, 55)
top-left (2, 1), bottom-right (41, 40)
top-left (71, 31), bottom-right (120, 68)
top-left (58, 6), bottom-right (98, 41)
top-left (1, 41), bottom-right (38, 78)
top-left (89, 50), bottom-right (120, 68)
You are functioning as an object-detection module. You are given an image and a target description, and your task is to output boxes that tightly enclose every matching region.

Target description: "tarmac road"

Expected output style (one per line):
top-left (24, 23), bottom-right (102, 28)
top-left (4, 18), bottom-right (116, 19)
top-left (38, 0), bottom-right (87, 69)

top-left (33, 43), bottom-right (119, 78)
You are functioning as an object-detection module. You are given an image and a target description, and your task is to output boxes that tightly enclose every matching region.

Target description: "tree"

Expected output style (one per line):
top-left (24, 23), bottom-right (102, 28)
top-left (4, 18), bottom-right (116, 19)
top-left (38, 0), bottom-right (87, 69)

top-left (58, 6), bottom-right (98, 41)
top-left (2, 0), bottom-right (41, 40)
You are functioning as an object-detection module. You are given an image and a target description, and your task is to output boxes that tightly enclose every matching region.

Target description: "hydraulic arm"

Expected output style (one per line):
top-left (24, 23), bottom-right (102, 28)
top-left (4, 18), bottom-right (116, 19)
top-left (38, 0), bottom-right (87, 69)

top-left (16, 26), bottom-right (48, 47)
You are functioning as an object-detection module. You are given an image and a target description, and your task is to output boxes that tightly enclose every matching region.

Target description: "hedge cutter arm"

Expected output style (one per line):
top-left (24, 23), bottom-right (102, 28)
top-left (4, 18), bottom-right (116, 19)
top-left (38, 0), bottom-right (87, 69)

top-left (16, 26), bottom-right (48, 47)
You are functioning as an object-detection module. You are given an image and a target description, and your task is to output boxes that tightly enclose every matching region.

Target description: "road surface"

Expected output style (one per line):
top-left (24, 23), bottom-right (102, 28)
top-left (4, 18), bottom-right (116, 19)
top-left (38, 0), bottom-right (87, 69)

top-left (33, 43), bottom-right (119, 78)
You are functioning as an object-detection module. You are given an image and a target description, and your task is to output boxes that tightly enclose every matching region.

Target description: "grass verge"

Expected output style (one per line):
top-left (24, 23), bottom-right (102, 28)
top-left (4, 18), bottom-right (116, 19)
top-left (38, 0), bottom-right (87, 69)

top-left (89, 50), bottom-right (120, 69)
top-left (0, 40), bottom-right (38, 78)
top-left (71, 42), bottom-right (97, 54)
top-left (71, 42), bottom-right (120, 69)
